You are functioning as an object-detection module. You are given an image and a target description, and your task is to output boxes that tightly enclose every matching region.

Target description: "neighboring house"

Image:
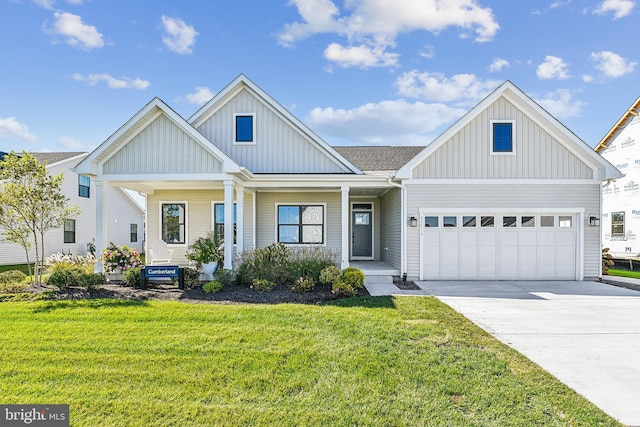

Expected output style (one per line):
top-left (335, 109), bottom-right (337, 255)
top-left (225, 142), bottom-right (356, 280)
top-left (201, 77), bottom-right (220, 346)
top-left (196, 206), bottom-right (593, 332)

top-left (0, 152), bottom-right (145, 265)
top-left (595, 97), bottom-right (640, 259)
top-left (74, 74), bottom-right (619, 280)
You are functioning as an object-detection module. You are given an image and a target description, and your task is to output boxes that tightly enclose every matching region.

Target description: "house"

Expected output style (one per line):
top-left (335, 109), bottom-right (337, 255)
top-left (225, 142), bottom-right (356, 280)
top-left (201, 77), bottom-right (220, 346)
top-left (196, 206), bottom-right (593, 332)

top-left (0, 152), bottom-right (145, 265)
top-left (595, 97), bottom-right (640, 259)
top-left (74, 74), bottom-right (619, 280)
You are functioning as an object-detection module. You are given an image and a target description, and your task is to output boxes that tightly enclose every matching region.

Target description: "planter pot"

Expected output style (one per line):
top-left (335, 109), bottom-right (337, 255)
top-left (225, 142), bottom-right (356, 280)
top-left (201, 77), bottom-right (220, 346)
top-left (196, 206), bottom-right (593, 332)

top-left (106, 272), bottom-right (123, 282)
top-left (202, 262), bottom-right (218, 280)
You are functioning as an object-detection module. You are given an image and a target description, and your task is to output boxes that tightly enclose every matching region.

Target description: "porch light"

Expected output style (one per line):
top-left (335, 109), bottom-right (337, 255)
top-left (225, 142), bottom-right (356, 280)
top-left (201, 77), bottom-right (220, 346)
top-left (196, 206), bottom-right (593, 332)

top-left (409, 216), bottom-right (418, 227)
top-left (589, 216), bottom-right (600, 227)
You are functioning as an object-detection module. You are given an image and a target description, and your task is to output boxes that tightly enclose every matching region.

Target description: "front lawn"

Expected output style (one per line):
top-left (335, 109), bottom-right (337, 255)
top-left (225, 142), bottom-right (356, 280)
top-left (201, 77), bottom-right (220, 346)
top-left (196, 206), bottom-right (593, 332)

top-left (608, 268), bottom-right (640, 279)
top-left (0, 297), bottom-right (619, 426)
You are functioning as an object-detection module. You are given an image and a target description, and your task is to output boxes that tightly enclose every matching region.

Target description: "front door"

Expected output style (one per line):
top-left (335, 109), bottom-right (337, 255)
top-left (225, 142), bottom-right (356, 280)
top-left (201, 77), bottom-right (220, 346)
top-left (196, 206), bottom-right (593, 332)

top-left (352, 209), bottom-right (373, 259)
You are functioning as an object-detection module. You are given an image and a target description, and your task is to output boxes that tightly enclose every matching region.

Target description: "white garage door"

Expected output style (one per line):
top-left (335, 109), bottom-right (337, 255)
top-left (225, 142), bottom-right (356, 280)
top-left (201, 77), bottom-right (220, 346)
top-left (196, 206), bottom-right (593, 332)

top-left (421, 213), bottom-right (578, 280)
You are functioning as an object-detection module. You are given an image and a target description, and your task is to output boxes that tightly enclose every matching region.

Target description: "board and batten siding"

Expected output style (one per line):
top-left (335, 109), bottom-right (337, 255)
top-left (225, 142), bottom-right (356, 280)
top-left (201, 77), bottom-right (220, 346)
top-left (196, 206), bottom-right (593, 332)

top-left (147, 189), bottom-right (254, 265)
top-left (196, 89), bottom-right (349, 174)
top-left (379, 188), bottom-right (401, 269)
top-left (103, 114), bottom-right (223, 175)
top-left (412, 97), bottom-right (593, 180)
top-left (256, 192), bottom-right (343, 253)
top-left (404, 184), bottom-right (601, 279)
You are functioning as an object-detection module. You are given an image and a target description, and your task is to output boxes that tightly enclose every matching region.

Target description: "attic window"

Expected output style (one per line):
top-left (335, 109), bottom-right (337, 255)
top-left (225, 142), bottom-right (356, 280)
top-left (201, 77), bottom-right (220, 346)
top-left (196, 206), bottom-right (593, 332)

top-left (491, 120), bottom-right (515, 154)
top-left (235, 114), bottom-right (255, 144)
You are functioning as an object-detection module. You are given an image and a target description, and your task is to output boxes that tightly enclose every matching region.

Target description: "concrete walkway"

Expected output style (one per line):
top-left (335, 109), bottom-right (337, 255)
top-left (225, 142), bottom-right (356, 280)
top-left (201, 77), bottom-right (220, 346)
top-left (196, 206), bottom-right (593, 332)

top-left (400, 280), bottom-right (640, 426)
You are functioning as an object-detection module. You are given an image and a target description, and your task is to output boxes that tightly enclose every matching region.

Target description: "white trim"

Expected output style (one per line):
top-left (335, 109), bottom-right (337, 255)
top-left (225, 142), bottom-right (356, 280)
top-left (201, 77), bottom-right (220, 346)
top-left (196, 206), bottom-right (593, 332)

top-left (350, 201), bottom-right (375, 260)
top-left (419, 207), bottom-right (585, 215)
top-left (159, 200), bottom-right (188, 247)
top-left (233, 113), bottom-right (256, 145)
top-left (490, 119), bottom-right (516, 156)
top-left (252, 192), bottom-right (257, 250)
top-left (404, 179), bottom-right (600, 185)
top-left (341, 187), bottom-right (350, 269)
top-left (274, 202), bottom-right (327, 246)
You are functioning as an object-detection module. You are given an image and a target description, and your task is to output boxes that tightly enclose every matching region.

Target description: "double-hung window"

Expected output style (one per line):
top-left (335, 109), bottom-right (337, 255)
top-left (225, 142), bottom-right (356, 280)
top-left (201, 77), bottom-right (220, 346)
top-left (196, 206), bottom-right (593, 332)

top-left (612, 211), bottom-right (625, 237)
top-left (278, 205), bottom-right (324, 244)
top-left (161, 203), bottom-right (186, 244)
top-left (213, 203), bottom-right (237, 244)
top-left (64, 219), bottom-right (76, 243)
top-left (130, 224), bottom-right (138, 243)
top-left (78, 175), bottom-right (90, 198)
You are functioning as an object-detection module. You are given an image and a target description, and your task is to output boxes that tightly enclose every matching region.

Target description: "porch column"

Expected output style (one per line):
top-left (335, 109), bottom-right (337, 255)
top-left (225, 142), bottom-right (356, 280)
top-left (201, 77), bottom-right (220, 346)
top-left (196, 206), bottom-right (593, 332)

top-left (223, 180), bottom-right (235, 270)
top-left (341, 186), bottom-right (350, 270)
top-left (236, 185), bottom-right (245, 255)
top-left (94, 180), bottom-right (106, 273)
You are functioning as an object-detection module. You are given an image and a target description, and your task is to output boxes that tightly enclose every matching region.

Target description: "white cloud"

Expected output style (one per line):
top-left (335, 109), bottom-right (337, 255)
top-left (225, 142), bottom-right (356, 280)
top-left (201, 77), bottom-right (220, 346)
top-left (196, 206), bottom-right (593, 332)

top-left (31, 0), bottom-right (85, 7)
top-left (49, 12), bottom-right (104, 50)
top-left (582, 74), bottom-right (595, 82)
top-left (593, 0), bottom-right (635, 19)
top-left (72, 73), bottom-right (150, 90)
top-left (306, 99), bottom-right (466, 145)
top-left (0, 117), bottom-right (37, 142)
top-left (161, 16), bottom-right (198, 54)
top-left (185, 87), bottom-right (214, 104)
top-left (419, 45), bottom-right (435, 59)
top-left (489, 58), bottom-right (509, 72)
top-left (536, 55), bottom-right (570, 80)
top-left (58, 135), bottom-right (85, 149)
top-left (323, 42), bottom-right (399, 68)
top-left (395, 70), bottom-right (501, 105)
top-left (278, 0), bottom-right (499, 68)
top-left (535, 89), bottom-right (585, 119)
top-left (590, 50), bottom-right (636, 78)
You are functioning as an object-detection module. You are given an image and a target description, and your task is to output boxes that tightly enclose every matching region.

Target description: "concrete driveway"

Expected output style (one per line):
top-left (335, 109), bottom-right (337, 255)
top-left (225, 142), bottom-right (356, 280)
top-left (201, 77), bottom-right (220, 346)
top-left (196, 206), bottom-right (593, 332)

top-left (415, 280), bottom-right (640, 426)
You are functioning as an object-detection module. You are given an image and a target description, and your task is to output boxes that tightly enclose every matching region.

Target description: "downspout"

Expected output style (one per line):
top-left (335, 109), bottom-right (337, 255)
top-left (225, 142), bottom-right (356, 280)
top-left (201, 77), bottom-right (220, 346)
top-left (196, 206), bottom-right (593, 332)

top-left (387, 176), bottom-right (406, 277)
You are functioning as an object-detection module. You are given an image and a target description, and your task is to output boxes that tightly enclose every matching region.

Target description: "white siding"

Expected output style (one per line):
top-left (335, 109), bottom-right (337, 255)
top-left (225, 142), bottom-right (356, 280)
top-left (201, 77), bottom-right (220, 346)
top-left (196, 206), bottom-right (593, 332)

top-left (601, 115), bottom-right (640, 257)
top-left (104, 114), bottom-right (223, 175)
top-left (412, 97), bottom-right (593, 180)
top-left (405, 183), bottom-right (601, 279)
top-left (380, 188), bottom-right (401, 269)
top-left (196, 89), bottom-right (350, 173)
top-left (255, 192), bottom-right (343, 252)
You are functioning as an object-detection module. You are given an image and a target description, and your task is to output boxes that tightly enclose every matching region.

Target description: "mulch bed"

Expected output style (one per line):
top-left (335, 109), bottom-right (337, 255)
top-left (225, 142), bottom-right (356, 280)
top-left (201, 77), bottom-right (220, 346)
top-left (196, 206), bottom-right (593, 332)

top-left (45, 281), bottom-right (370, 305)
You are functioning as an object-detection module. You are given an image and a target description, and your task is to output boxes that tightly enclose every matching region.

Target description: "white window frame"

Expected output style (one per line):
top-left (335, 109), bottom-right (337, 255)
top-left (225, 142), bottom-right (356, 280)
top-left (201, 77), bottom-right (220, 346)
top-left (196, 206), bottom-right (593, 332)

top-left (233, 113), bottom-right (256, 145)
top-left (275, 202), bottom-right (327, 246)
top-left (490, 119), bottom-right (516, 156)
top-left (159, 201), bottom-right (188, 246)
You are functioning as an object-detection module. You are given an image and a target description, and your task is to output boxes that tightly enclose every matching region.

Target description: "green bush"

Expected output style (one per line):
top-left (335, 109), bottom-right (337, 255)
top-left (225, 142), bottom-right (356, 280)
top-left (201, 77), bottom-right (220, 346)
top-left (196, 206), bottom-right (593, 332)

top-left (171, 267), bottom-right (200, 288)
top-left (291, 276), bottom-right (315, 293)
top-left (214, 268), bottom-right (236, 286)
top-left (290, 246), bottom-right (338, 282)
top-left (236, 243), bottom-right (292, 286)
top-left (203, 280), bottom-right (223, 293)
top-left (342, 267), bottom-right (365, 289)
top-left (319, 265), bottom-right (341, 285)
top-left (251, 278), bottom-right (277, 292)
top-left (123, 267), bottom-right (142, 287)
top-left (332, 281), bottom-right (357, 297)
top-left (0, 270), bottom-right (27, 285)
top-left (78, 273), bottom-right (104, 291)
top-left (46, 267), bottom-right (84, 289)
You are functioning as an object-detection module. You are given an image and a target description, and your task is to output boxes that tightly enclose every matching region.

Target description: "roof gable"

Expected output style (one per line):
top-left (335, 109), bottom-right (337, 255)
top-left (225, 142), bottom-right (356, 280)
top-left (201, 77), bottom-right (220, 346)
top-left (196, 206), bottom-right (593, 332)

top-left (595, 96), bottom-right (640, 154)
top-left (74, 98), bottom-right (241, 177)
top-left (189, 74), bottom-right (362, 174)
top-left (396, 81), bottom-right (621, 181)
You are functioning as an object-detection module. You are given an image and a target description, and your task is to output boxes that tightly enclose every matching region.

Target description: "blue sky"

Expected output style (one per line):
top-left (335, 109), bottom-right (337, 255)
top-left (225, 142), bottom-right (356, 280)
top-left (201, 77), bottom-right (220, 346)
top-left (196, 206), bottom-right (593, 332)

top-left (0, 0), bottom-right (638, 153)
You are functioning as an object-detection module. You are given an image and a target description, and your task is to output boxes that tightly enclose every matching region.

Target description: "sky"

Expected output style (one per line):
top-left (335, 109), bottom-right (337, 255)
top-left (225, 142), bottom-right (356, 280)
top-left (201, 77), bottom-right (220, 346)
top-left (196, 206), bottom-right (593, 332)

top-left (0, 0), bottom-right (638, 154)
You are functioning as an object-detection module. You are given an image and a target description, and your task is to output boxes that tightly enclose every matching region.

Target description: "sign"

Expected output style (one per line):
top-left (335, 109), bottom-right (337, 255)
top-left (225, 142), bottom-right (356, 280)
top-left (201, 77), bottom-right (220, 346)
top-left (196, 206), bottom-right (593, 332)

top-left (1, 405), bottom-right (69, 426)
top-left (144, 265), bottom-right (179, 278)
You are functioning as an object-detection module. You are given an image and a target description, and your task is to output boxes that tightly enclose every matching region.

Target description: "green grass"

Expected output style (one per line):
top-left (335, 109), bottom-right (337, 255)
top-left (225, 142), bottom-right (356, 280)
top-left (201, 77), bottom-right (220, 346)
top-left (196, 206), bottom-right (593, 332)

top-left (0, 263), bottom-right (33, 275)
top-left (0, 297), bottom-right (619, 426)
top-left (608, 268), bottom-right (640, 279)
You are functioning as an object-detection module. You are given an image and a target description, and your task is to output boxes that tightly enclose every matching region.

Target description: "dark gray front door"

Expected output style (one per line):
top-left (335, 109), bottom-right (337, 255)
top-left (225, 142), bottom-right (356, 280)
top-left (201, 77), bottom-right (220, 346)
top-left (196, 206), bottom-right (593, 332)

top-left (352, 210), bottom-right (373, 259)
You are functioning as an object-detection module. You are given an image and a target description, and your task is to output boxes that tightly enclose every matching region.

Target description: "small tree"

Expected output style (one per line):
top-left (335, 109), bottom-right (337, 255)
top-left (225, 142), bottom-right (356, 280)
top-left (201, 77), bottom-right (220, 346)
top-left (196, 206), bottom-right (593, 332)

top-left (0, 204), bottom-right (34, 281)
top-left (0, 152), bottom-right (81, 286)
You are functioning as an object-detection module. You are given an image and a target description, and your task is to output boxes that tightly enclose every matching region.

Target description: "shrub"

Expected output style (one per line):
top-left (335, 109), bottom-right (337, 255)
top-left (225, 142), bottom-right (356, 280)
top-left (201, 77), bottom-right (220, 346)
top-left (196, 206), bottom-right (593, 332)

top-left (214, 268), bottom-right (236, 287)
top-left (332, 281), bottom-right (356, 297)
top-left (45, 253), bottom-right (95, 273)
top-left (123, 267), bottom-right (142, 287)
top-left (170, 267), bottom-right (201, 288)
top-left (236, 243), bottom-right (292, 286)
top-left (0, 270), bottom-right (29, 294)
top-left (342, 267), bottom-right (365, 289)
top-left (46, 267), bottom-right (84, 289)
top-left (78, 273), bottom-right (104, 291)
top-left (203, 280), bottom-right (223, 293)
top-left (102, 243), bottom-right (143, 273)
top-left (290, 246), bottom-right (338, 282)
top-left (319, 265), bottom-right (341, 285)
top-left (251, 278), bottom-right (277, 291)
top-left (291, 276), bottom-right (315, 293)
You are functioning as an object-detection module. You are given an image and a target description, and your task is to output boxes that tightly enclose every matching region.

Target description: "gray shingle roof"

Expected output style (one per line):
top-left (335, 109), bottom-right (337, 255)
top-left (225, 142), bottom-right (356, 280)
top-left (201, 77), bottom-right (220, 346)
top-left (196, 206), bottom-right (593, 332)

top-left (31, 152), bottom-right (86, 165)
top-left (334, 146), bottom-right (424, 172)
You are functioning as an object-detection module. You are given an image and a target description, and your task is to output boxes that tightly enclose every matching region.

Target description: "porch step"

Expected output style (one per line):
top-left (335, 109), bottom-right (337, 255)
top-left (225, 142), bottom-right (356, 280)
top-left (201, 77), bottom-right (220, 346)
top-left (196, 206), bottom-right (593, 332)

top-left (364, 275), bottom-right (394, 285)
top-left (364, 275), bottom-right (397, 296)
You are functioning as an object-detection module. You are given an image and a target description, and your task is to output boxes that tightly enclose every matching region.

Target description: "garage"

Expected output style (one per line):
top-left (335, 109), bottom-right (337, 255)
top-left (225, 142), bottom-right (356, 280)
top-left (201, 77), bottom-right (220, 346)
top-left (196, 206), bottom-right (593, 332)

top-left (420, 212), bottom-right (579, 280)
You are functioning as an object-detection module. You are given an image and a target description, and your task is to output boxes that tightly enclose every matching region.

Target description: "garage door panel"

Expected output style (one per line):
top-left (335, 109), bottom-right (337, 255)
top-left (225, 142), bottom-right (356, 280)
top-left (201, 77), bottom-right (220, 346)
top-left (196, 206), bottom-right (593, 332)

top-left (421, 213), bottom-right (578, 280)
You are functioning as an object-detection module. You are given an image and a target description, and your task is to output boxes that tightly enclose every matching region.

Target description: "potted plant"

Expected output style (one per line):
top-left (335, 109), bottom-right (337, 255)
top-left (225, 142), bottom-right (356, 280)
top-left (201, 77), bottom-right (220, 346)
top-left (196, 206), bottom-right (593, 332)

top-left (186, 232), bottom-right (224, 280)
